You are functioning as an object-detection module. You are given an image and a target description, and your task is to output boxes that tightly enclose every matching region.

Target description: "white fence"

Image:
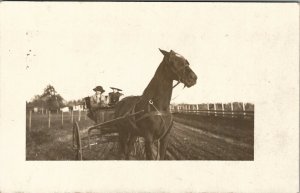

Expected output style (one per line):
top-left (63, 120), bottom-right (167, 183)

top-left (27, 109), bottom-right (89, 131)
top-left (170, 102), bottom-right (254, 119)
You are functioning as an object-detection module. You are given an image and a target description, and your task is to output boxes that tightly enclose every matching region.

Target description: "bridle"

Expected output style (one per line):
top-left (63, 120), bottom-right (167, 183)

top-left (132, 56), bottom-right (189, 129)
top-left (169, 56), bottom-right (190, 89)
top-left (170, 61), bottom-right (189, 99)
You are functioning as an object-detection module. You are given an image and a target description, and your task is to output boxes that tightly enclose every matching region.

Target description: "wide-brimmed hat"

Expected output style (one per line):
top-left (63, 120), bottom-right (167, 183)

top-left (93, 86), bottom-right (105, 93)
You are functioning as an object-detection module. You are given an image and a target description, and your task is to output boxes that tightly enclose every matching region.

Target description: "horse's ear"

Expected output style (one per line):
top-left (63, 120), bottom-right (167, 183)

top-left (159, 48), bottom-right (169, 56)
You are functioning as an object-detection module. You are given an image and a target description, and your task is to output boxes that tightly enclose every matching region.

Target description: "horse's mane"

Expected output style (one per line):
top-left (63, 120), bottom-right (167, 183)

top-left (142, 56), bottom-right (169, 99)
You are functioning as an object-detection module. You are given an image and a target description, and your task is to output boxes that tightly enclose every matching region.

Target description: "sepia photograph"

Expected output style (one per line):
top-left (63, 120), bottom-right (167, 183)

top-left (22, 7), bottom-right (255, 161)
top-left (0, 2), bottom-right (298, 192)
top-left (25, 50), bottom-right (254, 161)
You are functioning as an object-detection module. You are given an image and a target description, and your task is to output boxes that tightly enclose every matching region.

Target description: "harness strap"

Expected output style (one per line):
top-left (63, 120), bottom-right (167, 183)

top-left (125, 98), bottom-right (141, 132)
top-left (126, 98), bottom-right (174, 160)
top-left (135, 105), bottom-right (173, 139)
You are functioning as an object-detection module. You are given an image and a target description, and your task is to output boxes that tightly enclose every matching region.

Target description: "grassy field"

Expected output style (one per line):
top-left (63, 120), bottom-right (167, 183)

top-left (26, 112), bottom-right (94, 160)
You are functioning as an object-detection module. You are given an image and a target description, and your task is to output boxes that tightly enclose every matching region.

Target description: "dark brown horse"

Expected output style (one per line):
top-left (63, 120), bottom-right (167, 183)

top-left (114, 49), bottom-right (197, 160)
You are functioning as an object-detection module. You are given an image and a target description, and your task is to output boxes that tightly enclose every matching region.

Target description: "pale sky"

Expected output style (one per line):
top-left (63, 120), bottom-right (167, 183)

top-left (1, 3), bottom-right (298, 104)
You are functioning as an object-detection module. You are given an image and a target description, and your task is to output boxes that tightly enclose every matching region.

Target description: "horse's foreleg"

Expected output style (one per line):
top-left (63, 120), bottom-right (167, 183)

top-left (159, 121), bottom-right (173, 160)
top-left (159, 135), bottom-right (170, 160)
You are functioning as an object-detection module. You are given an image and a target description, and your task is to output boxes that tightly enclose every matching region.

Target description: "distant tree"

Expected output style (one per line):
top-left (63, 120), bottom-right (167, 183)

top-left (29, 85), bottom-right (65, 110)
top-left (46, 94), bottom-right (65, 110)
top-left (77, 99), bottom-right (84, 105)
top-left (30, 95), bottom-right (44, 107)
top-left (40, 85), bottom-right (56, 100)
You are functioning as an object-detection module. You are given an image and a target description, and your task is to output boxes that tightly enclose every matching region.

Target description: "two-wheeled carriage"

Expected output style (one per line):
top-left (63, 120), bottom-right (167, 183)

top-left (72, 107), bottom-right (146, 160)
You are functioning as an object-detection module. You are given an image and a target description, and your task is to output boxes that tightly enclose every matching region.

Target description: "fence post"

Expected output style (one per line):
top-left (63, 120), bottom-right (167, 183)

top-left (242, 102), bottom-right (246, 118)
top-left (71, 110), bottom-right (74, 124)
top-left (29, 110), bottom-right (32, 132)
top-left (61, 110), bottom-right (64, 129)
top-left (48, 110), bottom-right (51, 128)
top-left (231, 103), bottom-right (234, 118)
top-left (85, 110), bottom-right (87, 120)
top-left (207, 104), bottom-right (210, 116)
top-left (222, 103), bottom-right (225, 117)
top-left (214, 103), bottom-right (217, 116)
top-left (78, 109), bottom-right (81, 122)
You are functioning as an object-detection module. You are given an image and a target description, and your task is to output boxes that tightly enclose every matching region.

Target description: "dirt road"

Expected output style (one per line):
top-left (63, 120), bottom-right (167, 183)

top-left (80, 121), bottom-right (253, 160)
top-left (166, 122), bottom-right (253, 160)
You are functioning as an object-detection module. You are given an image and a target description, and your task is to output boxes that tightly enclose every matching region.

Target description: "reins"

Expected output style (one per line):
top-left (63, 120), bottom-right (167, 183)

top-left (172, 81), bottom-right (181, 89)
top-left (171, 83), bottom-right (185, 101)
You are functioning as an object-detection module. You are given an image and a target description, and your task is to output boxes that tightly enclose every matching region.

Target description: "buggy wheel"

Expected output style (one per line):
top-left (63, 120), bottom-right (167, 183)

top-left (72, 122), bottom-right (82, 160)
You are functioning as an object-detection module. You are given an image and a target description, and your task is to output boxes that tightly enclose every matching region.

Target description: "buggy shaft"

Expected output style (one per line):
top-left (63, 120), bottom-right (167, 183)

top-left (87, 110), bottom-right (144, 131)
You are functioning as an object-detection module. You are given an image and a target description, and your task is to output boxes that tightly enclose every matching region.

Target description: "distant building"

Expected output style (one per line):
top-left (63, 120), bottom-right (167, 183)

top-left (60, 106), bottom-right (70, 112)
top-left (33, 107), bottom-right (38, 113)
top-left (72, 104), bottom-right (85, 111)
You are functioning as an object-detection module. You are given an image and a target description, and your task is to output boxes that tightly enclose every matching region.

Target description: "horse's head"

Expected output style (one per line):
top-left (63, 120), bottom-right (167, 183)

top-left (159, 49), bottom-right (197, 88)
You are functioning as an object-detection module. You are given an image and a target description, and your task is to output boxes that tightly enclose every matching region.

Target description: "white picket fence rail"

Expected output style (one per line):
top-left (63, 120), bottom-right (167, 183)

top-left (170, 102), bottom-right (254, 119)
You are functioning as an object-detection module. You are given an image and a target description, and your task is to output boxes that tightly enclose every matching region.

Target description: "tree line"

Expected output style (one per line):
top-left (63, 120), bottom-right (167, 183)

top-left (26, 85), bottom-right (84, 111)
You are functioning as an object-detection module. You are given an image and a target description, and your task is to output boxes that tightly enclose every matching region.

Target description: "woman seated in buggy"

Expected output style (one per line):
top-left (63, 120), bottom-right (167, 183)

top-left (85, 86), bottom-right (107, 123)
